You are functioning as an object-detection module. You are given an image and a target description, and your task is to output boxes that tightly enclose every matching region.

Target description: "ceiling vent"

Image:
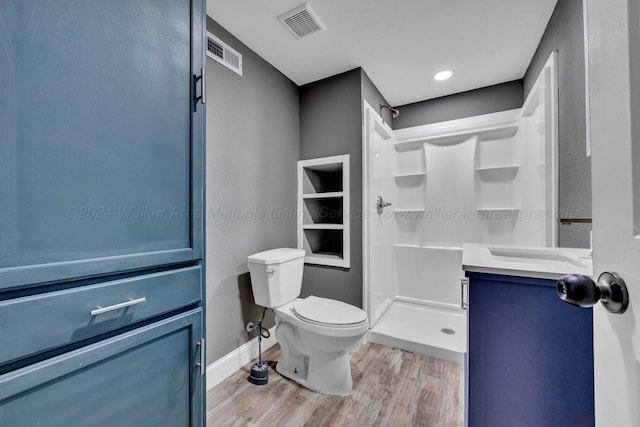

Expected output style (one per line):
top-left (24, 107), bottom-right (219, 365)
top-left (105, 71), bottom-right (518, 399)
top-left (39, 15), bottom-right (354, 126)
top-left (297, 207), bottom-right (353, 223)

top-left (206, 32), bottom-right (242, 76)
top-left (278, 3), bottom-right (326, 39)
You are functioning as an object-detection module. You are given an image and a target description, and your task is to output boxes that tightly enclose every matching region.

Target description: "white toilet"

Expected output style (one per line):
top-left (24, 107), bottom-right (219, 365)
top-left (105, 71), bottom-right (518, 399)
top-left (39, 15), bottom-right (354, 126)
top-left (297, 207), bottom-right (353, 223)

top-left (247, 248), bottom-right (368, 395)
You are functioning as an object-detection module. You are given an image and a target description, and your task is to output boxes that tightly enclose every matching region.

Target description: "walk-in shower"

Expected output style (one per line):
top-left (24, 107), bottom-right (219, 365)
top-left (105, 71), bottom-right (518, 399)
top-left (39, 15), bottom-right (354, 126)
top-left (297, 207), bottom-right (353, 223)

top-left (363, 54), bottom-right (558, 363)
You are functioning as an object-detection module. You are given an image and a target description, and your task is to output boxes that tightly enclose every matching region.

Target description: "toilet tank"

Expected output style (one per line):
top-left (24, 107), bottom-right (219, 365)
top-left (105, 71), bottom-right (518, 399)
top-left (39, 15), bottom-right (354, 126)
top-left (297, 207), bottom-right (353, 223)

top-left (247, 248), bottom-right (305, 308)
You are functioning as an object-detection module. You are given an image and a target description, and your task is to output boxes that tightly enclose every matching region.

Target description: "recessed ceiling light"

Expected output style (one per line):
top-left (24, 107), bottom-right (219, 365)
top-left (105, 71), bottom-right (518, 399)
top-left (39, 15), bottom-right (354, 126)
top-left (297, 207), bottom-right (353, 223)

top-left (433, 69), bottom-right (454, 81)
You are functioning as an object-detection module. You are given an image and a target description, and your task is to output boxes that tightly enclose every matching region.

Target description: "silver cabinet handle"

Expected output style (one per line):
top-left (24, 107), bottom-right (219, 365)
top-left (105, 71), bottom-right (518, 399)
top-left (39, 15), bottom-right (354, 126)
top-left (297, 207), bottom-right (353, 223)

top-left (196, 338), bottom-right (205, 375)
top-left (460, 278), bottom-right (469, 310)
top-left (200, 68), bottom-right (206, 104)
top-left (194, 68), bottom-right (205, 104)
top-left (90, 297), bottom-right (146, 316)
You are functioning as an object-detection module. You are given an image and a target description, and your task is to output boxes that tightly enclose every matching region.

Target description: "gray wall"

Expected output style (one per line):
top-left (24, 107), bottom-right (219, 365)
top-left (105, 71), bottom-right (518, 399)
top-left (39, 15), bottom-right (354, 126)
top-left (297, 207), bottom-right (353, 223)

top-left (299, 69), bottom-right (363, 308)
top-left (205, 18), bottom-right (299, 363)
top-left (524, 0), bottom-right (591, 248)
top-left (361, 69), bottom-right (393, 125)
top-left (392, 81), bottom-right (524, 129)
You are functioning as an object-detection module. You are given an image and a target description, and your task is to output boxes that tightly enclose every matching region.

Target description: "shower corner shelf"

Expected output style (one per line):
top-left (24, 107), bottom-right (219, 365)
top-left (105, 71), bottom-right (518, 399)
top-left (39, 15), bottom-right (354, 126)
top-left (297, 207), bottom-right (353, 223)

top-left (394, 123), bottom-right (519, 149)
top-left (475, 124), bottom-right (519, 142)
top-left (475, 165), bottom-right (519, 173)
top-left (393, 139), bottom-right (424, 151)
top-left (475, 165), bottom-right (519, 179)
top-left (393, 243), bottom-right (421, 249)
top-left (393, 173), bottom-right (426, 182)
top-left (297, 155), bottom-right (350, 268)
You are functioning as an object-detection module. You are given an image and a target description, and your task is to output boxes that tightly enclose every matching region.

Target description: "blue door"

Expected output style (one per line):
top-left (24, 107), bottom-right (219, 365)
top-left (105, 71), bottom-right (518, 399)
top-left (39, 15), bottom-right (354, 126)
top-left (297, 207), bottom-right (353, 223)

top-left (0, 1), bottom-right (206, 424)
top-left (0, 310), bottom-right (203, 427)
top-left (0, 0), bottom-right (205, 291)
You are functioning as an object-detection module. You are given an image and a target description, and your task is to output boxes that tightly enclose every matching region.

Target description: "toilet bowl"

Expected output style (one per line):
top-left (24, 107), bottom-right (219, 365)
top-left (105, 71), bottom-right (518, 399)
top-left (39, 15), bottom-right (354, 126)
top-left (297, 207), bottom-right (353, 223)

top-left (247, 248), bottom-right (368, 395)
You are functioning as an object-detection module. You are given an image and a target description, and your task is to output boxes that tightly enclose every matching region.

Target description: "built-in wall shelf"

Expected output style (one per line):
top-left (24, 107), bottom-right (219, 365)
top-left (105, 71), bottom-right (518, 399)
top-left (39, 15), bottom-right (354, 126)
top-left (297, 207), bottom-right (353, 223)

top-left (303, 224), bottom-right (344, 230)
top-left (302, 191), bottom-right (344, 199)
top-left (394, 124), bottom-right (519, 150)
top-left (297, 155), bottom-right (350, 268)
top-left (304, 252), bottom-right (345, 268)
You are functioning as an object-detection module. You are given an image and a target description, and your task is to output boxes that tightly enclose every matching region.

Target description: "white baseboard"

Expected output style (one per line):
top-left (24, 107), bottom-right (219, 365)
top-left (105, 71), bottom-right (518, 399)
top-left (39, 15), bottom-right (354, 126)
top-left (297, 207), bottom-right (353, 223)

top-left (206, 334), bottom-right (277, 391)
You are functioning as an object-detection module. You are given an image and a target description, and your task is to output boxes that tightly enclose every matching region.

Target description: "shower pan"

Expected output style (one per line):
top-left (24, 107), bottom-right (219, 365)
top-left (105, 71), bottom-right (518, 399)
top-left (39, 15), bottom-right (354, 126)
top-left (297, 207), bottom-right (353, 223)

top-left (362, 53), bottom-right (558, 363)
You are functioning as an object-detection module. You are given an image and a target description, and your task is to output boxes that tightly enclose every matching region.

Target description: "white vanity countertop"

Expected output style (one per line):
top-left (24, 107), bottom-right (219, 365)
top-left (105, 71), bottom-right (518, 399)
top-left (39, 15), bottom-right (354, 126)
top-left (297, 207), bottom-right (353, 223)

top-left (462, 243), bottom-right (593, 280)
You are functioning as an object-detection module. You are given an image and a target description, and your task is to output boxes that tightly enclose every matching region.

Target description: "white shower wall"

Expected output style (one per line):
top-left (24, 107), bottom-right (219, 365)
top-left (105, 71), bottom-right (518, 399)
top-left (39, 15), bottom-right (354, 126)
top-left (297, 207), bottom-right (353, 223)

top-left (364, 112), bottom-right (396, 323)
top-left (364, 53), bottom-right (558, 325)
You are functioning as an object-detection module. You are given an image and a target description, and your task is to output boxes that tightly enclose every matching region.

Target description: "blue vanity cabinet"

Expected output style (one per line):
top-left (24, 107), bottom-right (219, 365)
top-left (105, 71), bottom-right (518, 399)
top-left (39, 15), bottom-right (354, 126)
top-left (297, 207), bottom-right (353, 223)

top-left (466, 273), bottom-right (594, 427)
top-left (0, 0), bottom-right (206, 425)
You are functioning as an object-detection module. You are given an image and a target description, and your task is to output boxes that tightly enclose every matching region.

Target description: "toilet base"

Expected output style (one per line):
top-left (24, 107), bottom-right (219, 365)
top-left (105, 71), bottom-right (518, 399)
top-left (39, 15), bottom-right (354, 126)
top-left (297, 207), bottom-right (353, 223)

top-left (275, 320), bottom-right (355, 396)
top-left (276, 349), bottom-right (353, 396)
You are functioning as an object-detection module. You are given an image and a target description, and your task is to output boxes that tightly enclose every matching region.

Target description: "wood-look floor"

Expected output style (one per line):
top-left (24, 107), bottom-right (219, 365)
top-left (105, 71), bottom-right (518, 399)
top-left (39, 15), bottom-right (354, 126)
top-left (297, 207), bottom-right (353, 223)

top-left (206, 342), bottom-right (464, 427)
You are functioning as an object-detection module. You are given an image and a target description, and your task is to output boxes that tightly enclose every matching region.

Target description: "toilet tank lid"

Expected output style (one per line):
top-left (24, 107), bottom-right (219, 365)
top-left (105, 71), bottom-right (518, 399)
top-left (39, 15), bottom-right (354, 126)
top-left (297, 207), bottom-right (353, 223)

top-left (248, 248), bottom-right (305, 264)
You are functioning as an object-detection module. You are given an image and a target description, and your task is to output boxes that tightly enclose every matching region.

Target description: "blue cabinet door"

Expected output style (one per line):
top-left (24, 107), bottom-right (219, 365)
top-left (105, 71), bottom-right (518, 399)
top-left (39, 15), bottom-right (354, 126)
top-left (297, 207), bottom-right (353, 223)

top-left (467, 273), bottom-right (594, 427)
top-left (0, 0), bottom-right (206, 291)
top-left (0, 309), bottom-right (204, 427)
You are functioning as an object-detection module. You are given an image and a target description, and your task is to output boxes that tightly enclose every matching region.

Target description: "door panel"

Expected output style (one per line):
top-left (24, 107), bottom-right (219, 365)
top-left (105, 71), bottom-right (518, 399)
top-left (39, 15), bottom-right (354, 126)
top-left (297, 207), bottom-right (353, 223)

top-left (0, 0), bottom-right (204, 290)
top-left (0, 309), bottom-right (203, 427)
top-left (365, 108), bottom-right (395, 325)
top-left (586, 0), bottom-right (640, 425)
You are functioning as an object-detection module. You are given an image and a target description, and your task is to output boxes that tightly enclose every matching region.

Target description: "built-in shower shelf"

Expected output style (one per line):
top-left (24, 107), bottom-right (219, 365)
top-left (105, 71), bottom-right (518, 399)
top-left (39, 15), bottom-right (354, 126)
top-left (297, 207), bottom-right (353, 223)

top-left (394, 173), bottom-right (426, 182)
top-left (421, 245), bottom-right (463, 251)
top-left (394, 123), bottom-right (519, 149)
top-left (302, 191), bottom-right (343, 199)
top-left (393, 244), bottom-right (421, 249)
top-left (393, 209), bottom-right (425, 213)
top-left (475, 165), bottom-right (519, 180)
top-left (392, 244), bottom-right (463, 251)
top-left (475, 165), bottom-right (519, 173)
top-left (302, 224), bottom-right (344, 230)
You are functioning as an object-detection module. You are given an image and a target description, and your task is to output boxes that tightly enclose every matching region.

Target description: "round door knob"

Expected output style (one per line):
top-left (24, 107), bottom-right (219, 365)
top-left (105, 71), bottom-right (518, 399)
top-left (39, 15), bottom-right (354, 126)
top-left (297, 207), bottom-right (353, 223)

top-left (556, 274), bottom-right (600, 307)
top-left (557, 272), bottom-right (629, 314)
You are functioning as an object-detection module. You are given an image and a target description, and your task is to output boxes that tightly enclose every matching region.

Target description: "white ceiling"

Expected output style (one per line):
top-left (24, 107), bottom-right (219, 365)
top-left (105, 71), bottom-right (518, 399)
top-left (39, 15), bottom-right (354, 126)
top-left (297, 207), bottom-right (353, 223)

top-left (207, 0), bottom-right (558, 106)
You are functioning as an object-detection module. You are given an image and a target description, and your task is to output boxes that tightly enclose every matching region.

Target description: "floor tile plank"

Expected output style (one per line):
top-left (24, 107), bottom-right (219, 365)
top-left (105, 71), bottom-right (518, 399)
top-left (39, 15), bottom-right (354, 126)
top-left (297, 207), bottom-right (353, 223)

top-left (207, 343), bottom-right (464, 427)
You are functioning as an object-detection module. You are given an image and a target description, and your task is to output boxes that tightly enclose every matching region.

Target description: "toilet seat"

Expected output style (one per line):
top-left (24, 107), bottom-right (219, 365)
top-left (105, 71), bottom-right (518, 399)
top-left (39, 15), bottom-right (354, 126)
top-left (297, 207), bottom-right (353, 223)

top-left (292, 296), bottom-right (367, 328)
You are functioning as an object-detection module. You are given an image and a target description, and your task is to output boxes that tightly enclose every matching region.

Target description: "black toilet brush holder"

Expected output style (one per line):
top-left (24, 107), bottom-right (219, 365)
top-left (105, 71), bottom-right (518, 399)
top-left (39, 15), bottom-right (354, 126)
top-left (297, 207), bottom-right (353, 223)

top-left (247, 318), bottom-right (269, 385)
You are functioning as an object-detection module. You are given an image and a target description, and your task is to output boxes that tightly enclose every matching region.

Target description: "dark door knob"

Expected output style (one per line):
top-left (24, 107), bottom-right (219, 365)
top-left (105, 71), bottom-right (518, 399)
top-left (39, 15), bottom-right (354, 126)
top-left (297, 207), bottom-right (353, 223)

top-left (557, 272), bottom-right (629, 314)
